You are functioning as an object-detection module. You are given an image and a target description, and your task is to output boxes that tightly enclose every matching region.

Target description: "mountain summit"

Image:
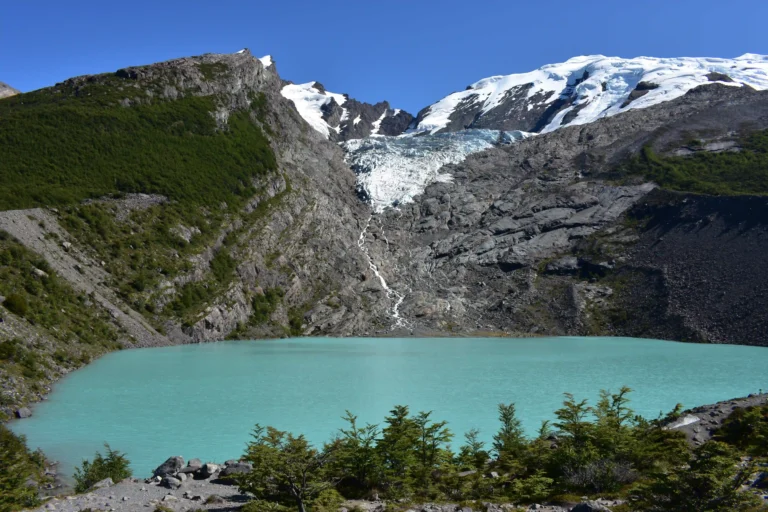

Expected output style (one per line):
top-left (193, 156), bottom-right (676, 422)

top-left (411, 54), bottom-right (768, 134)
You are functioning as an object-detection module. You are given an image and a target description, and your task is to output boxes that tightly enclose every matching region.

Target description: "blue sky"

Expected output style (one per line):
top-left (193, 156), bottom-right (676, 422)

top-left (1, 0), bottom-right (766, 113)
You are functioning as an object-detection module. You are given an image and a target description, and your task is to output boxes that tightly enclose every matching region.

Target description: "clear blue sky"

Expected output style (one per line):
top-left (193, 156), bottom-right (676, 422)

top-left (1, 0), bottom-right (766, 114)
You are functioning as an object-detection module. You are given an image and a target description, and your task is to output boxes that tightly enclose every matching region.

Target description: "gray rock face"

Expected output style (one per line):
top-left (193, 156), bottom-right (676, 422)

top-left (152, 456), bottom-right (184, 478)
top-left (0, 81), bottom-right (18, 99)
top-left (363, 84), bottom-right (768, 342)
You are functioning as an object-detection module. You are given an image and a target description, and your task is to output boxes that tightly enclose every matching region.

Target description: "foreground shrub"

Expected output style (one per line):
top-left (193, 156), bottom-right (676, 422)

top-left (0, 425), bottom-right (42, 512)
top-left (628, 441), bottom-right (760, 511)
top-left (73, 444), bottom-right (132, 493)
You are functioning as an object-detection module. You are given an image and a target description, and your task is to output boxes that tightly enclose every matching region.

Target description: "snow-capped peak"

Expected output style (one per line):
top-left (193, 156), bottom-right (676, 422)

top-left (258, 55), bottom-right (273, 68)
top-left (280, 82), bottom-right (348, 138)
top-left (413, 54), bottom-right (768, 135)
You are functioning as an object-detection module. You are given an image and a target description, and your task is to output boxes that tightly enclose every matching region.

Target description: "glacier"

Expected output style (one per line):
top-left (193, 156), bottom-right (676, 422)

top-left (414, 54), bottom-right (768, 134)
top-left (343, 130), bottom-right (529, 212)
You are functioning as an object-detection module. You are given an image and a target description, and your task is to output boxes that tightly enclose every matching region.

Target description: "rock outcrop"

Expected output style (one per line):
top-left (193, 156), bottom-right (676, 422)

top-left (0, 81), bottom-right (18, 99)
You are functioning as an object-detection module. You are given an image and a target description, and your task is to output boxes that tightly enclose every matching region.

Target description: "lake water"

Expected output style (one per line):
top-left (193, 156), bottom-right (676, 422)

top-left (10, 336), bottom-right (768, 479)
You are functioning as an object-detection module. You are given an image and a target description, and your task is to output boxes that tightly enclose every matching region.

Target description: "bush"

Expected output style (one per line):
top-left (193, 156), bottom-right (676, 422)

top-left (0, 425), bottom-right (43, 511)
top-left (622, 129), bottom-right (768, 195)
top-left (714, 404), bottom-right (768, 455)
top-left (73, 444), bottom-right (132, 493)
top-left (310, 488), bottom-right (345, 512)
top-left (629, 442), bottom-right (760, 511)
top-left (241, 500), bottom-right (292, 512)
top-left (2, 293), bottom-right (28, 317)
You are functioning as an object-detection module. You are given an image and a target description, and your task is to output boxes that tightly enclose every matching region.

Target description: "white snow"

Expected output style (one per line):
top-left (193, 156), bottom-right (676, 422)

top-left (353, 115), bottom-right (362, 125)
top-left (235, 49), bottom-right (247, 54)
top-left (414, 54), bottom-right (768, 134)
top-left (370, 110), bottom-right (388, 135)
top-left (280, 82), bottom-right (347, 138)
top-left (344, 130), bottom-right (530, 212)
top-left (258, 55), bottom-right (273, 68)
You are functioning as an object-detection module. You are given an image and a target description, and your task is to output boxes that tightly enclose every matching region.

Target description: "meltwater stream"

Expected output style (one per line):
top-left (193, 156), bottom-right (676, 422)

top-left (11, 336), bottom-right (768, 479)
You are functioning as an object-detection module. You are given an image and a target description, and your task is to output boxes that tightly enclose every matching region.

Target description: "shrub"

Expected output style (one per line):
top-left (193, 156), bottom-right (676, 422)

top-left (2, 293), bottom-right (28, 317)
top-left (311, 488), bottom-right (345, 512)
top-left (0, 425), bottom-right (43, 511)
top-left (241, 500), bottom-right (292, 512)
top-left (714, 404), bottom-right (768, 455)
top-left (629, 442), bottom-right (760, 511)
top-left (73, 444), bottom-right (132, 493)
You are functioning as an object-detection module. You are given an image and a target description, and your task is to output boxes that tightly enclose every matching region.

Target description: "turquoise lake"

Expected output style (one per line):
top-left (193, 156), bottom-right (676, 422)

top-left (10, 336), bottom-right (768, 479)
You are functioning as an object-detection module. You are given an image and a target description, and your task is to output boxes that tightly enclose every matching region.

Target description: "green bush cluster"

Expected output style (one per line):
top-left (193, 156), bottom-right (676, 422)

top-left (0, 425), bottom-right (45, 512)
top-left (236, 388), bottom-right (765, 512)
top-left (0, 79), bottom-right (276, 210)
top-left (623, 129), bottom-right (768, 195)
top-left (251, 287), bottom-right (284, 325)
top-left (73, 444), bottom-right (132, 493)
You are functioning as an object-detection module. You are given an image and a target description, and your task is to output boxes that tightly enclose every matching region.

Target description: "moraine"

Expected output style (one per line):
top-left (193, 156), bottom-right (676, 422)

top-left (10, 336), bottom-right (768, 480)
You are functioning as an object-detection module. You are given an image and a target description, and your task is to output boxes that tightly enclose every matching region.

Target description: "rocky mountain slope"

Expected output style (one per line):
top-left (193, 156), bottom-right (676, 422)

top-left (280, 81), bottom-right (413, 141)
top-left (367, 83), bottom-right (768, 344)
top-left (0, 81), bottom-right (18, 99)
top-left (411, 54), bottom-right (768, 134)
top-left (2, 49), bottom-right (768, 417)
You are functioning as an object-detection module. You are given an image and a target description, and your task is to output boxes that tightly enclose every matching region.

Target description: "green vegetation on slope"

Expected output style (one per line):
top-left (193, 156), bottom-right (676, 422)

top-left (0, 78), bottom-right (276, 210)
top-left (0, 230), bottom-right (122, 412)
top-left (0, 425), bottom-right (46, 512)
top-left (623, 129), bottom-right (768, 195)
top-left (232, 388), bottom-right (765, 511)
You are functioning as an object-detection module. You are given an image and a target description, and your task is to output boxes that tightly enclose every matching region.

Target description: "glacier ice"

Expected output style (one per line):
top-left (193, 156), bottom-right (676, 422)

top-left (343, 130), bottom-right (529, 212)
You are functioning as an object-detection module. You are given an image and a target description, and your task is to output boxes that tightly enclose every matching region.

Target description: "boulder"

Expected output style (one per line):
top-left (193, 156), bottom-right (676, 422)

top-left (15, 407), bottom-right (32, 419)
top-left (570, 501), bottom-right (612, 512)
top-left (161, 476), bottom-right (182, 489)
top-left (187, 458), bottom-right (202, 469)
top-left (224, 459), bottom-right (238, 466)
top-left (153, 456), bottom-right (184, 478)
top-left (219, 462), bottom-right (252, 478)
top-left (92, 477), bottom-right (113, 490)
top-left (197, 463), bottom-right (219, 479)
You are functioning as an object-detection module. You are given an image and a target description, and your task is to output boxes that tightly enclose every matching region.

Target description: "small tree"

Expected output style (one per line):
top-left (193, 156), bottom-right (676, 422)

top-left (629, 441), bottom-right (761, 511)
top-left (73, 444), bottom-right (132, 493)
top-left (333, 411), bottom-right (381, 495)
top-left (493, 402), bottom-right (526, 472)
top-left (457, 428), bottom-right (488, 471)
top-left (239, 425), bottom-right (336, 512)
top-left (376, 405), bottom-right (419, 497)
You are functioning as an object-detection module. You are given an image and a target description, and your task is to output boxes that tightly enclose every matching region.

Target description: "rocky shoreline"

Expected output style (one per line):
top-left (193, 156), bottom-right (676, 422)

top-left (31, 455), bottom-right (621, 512)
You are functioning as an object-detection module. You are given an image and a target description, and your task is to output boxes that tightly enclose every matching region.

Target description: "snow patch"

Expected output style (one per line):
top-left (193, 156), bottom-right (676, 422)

top-left (370, 110), bottom-right (388, 135)
top-left (258, 55), bottom-right (273, 67)
top-left (280, 82), bottom-right (347, 138)
top-left (414, 54), bottom-right (768, 134)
